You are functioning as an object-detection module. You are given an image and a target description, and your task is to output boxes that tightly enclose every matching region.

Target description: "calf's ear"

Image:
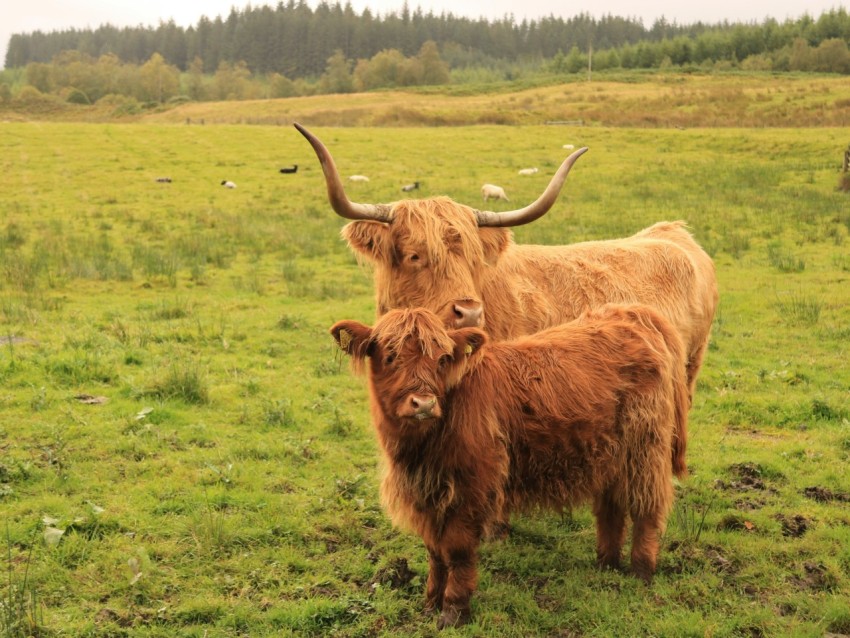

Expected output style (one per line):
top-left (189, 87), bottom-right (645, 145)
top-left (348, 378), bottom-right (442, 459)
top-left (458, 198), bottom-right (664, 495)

top-left (341, 221), bottom-right (392, 263)
top-left (330, 320), bottom-right (373, 360)
top-left (446, 328), bottom-right (487, 386)
top-left (453, 328), bottom-right (487, 356)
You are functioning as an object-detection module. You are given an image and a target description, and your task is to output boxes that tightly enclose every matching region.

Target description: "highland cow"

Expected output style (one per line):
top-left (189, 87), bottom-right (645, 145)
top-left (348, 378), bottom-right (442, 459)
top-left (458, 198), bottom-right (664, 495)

top-left (297, 123), bottom-right (717, 405)
top-left (331, 304), bottom-right (689, 629)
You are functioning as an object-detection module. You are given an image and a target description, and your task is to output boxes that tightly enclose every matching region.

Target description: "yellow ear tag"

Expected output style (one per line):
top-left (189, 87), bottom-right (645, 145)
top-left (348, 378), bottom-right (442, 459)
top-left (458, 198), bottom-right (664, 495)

top-left (464, 343), bottom-right (473, 356)
top-left (338, 329), bottom-right (352, 352)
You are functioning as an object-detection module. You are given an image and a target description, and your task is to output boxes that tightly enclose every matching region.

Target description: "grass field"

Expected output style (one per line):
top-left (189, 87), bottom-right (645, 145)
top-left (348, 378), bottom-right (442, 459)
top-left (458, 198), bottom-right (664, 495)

top-left (1, 111), bottom-right (849, 636)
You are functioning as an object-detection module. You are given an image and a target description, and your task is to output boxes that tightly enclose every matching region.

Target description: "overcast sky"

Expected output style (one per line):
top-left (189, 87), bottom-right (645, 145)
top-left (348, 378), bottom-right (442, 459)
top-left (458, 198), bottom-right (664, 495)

top-left (2, 0), bottom-right (846, 69)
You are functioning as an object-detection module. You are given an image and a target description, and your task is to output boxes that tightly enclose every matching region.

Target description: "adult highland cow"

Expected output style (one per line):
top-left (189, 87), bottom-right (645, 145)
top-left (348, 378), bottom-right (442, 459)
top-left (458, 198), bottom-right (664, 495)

top-left (296, 123), bottom-right (717, 403)
top-left (331, 304), bottom-right (689, 629)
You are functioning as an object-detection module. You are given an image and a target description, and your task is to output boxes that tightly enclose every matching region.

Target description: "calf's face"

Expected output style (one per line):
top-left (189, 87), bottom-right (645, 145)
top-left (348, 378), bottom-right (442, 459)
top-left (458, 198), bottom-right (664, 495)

top-left (331, 309), bottom-right (487, 427)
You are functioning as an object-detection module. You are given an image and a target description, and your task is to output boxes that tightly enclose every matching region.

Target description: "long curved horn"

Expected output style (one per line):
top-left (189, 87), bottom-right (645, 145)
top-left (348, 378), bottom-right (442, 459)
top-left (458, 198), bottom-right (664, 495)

top-left (294, 123), bottom-right (392, 222)
top-left (473, 147), bottom-right (588, 227)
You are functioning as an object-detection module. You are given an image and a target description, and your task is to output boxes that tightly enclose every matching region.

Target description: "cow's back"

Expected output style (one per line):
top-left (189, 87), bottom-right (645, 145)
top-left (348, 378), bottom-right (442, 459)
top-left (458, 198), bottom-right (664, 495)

top-left (481, 221), bottom-right (717, 398)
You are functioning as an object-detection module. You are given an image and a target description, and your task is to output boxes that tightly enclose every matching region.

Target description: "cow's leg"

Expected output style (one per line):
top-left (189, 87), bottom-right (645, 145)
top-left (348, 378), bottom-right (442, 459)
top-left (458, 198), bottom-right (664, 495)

top-left (593, 488), bottom-right (626, 571)
top-left (434, 526), bottom-right (479, 629)
top-left (686, 339), bottom-right (709, 406)
top-left (424, 545), bottom-right (448, 614)
top-left (630, 512), bottom-right (662, 583)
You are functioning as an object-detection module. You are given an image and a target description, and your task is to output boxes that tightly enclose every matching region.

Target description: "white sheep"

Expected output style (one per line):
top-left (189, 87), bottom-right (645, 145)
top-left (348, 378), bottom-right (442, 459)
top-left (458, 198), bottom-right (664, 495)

top-left (517, 167), bottom-right (539, 176)
top-left (562, 144), bottom-right (575, 150)
top-left (221, 180), bottom-right (237, 189)
top-left (349, 175), bottom-right (370, 182)
top-left (481, 184), bottom-right (509, 202)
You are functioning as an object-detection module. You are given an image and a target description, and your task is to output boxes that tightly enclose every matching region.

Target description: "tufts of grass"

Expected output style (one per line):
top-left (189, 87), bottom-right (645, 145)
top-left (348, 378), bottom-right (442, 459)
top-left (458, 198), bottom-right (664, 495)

top-left (767, 242), bottom-right (805, 273)
top-left (1, 526), bottom-right (43, 638)
top-left (775, 290), bottom-right (823, 325)
top-left (262, 399), bottom-right (297, 428)
top-left (143, 360), bottom-right (210, 404)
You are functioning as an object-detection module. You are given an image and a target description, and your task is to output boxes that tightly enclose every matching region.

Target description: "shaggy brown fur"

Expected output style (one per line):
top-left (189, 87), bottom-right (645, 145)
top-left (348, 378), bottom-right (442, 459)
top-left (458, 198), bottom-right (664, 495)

top-left (342, 202), bottom-right (717, 404)
top-left (331, 304), bottom-right (688, 629)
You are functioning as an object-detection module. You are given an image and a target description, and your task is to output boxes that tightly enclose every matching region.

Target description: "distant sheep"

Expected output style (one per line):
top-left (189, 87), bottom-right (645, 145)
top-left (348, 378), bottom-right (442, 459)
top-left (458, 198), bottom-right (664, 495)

top-left (349, 175), bottom-right (370, 182)
top-left (155, 177), bottom-right (172, 183)
top-left (481, 183), bottom-right (509, 202)
top-left (518, 167), bottom-right (539, 176)
top-left (221, 180), bottom-right (237, 189)
top-left (563, 144), bottom-right (576, 150)
top-left (279, 165), bottom-right (298, 174)
top-left (401, 181), bottom-right (420, 192)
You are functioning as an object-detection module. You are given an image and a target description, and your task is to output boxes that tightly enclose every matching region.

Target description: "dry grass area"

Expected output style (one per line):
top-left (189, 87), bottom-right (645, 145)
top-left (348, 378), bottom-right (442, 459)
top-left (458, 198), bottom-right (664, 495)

top-left (129, 73), bottom-right (850, 128)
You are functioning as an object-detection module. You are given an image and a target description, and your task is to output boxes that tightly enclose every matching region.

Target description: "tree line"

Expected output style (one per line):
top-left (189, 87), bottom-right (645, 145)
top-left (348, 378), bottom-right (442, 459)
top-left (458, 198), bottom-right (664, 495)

top-left (6, 2), bottom-right (850, 77)
top-left (1, 4), bottom-right (849, 109)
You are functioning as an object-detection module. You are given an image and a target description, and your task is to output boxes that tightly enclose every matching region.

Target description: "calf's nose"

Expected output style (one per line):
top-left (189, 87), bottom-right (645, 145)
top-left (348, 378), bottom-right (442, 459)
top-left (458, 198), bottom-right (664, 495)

top-left (452, 300), bottom-right (483, 328)
top-left (409, 394), bottom-right (437, 418)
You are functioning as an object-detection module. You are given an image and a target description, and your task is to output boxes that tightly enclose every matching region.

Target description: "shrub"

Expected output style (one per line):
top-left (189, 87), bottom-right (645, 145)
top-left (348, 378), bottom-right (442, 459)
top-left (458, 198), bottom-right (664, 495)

top-left (65, 87), bottom-right (91, 105)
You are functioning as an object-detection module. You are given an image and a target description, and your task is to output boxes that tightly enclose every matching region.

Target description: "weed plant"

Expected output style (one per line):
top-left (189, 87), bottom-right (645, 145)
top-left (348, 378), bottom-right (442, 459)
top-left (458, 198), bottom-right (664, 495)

top-left (0, 103), bottom-right (848, 636)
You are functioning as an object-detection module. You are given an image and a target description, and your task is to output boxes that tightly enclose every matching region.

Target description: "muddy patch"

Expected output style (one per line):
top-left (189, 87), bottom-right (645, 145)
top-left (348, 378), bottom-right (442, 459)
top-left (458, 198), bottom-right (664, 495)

top-left (734, 496), bottom-right (767, 511)
top-left (715, 462), bottom-right (779, 494)
top-left (803, 486), bottom-right (850, 503)
top-left (665, 542), bottom-right (737, 576)
top-left (370, 557), bottom-right (415, 590)
top-left (717, 514), bottom-right (756, 533)
top-left (790, 561), bottom-right (837, 592)
top-left (774, 513), bottom-right (811, 538)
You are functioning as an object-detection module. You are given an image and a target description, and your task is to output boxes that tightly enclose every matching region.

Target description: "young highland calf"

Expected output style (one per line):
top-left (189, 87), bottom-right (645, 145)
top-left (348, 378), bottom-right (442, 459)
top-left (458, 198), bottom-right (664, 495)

top-left (331, 304), bottom-right (688, 629)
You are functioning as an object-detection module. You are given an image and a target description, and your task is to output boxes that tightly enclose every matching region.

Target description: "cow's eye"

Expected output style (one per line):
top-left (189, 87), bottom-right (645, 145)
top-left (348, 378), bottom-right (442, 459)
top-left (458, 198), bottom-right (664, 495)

top-left (384, 352), bottom-right (396, 366)
top-left (408, 253), bottom-right (420, 263)
top-left (438, 354), bottom-right (452, 370)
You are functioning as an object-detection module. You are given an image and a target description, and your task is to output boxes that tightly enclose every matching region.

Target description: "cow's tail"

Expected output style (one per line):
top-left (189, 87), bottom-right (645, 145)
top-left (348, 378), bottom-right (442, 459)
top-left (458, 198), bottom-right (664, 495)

top-left (671, 362), bottom-right (689, 479)
top-left (660, 318), bottom-right (690, 479)
top-left (637, 305), bottom-right (689, 479)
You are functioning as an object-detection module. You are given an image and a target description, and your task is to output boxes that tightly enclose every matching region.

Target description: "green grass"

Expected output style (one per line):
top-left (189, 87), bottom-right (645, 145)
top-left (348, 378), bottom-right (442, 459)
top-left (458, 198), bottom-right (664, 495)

top-left (0, 116), bottom-right (848, 637)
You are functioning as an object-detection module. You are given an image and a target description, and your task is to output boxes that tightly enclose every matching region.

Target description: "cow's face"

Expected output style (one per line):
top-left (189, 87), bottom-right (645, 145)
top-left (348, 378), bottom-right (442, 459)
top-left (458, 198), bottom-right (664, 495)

top-left (331, 309), bottom-right (487, 427)
top-left (342, 198), bottom-right (511, 330)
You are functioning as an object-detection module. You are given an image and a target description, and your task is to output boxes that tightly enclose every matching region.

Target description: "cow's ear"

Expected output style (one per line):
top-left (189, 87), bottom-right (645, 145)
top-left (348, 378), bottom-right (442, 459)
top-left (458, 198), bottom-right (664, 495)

top-left (478, 228), bottom-right (511, 265)
top-left (341, 221), bottom-right (392, 263)
top-left (330, 320), bottom-right (373, 360)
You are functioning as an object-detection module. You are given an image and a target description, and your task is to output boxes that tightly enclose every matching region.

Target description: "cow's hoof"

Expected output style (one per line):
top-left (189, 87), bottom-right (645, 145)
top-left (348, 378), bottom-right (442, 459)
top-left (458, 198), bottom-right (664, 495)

top-left (436, 605), bottom-right (470, 629)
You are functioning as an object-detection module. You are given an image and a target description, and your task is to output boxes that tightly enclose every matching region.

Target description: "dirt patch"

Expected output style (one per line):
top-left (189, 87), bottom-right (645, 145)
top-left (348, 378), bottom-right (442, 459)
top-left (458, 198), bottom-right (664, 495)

top-left (774, 513), bottom-right (811, 538)
top-left (715, 463), bottom-right (778, 494)
top-left (0, 335), bottom-right (34, 345)
top-left (790, 561), bottom-right (837, 592)
top-left (370, 557), bottom-right (415, 590)
top-left (734, 497), bottom-right (767, 511)
top-left (803, 486), bottom-right (850, 503)
top-left (717, 514), bottom-right (756, 532)
top-left (665, 542), bottom-right (736, 576)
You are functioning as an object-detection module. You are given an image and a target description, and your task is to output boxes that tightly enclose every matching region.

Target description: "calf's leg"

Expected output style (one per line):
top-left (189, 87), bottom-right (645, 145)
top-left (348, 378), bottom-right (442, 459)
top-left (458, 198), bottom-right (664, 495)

top-left (593, 488), bottom-right (627, 570)
top-left (424, 546), bottom-right (448, 614)
top-left (433, 525), bottom-right (479, 629)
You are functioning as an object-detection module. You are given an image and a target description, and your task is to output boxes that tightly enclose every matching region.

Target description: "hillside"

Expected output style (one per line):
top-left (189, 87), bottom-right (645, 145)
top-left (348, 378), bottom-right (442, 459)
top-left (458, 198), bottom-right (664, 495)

top-left (4, 72), bottom-right (849, 128)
